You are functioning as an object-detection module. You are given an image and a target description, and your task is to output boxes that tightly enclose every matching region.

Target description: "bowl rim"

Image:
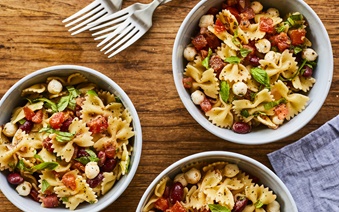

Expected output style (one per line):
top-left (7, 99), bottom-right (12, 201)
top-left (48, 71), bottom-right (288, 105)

top-left (172, 0), bottom-right (333, 145)
top-left (137, 151), bottom-right (298, 211)
top-left (0, 64), bottom-right (142, 211)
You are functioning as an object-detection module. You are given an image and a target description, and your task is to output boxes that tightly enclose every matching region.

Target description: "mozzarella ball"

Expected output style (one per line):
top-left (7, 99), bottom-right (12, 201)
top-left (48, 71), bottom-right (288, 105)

top-left (264, 51), bottom-right (281, 64)
top-left (85, 162), bottom-right (100, 179)
top-left (173, 173), bottom-right (188, 187)
top-left (255, 39), bottom-right (271, 54)
top-left (47, 79), bottom-right (63, 94)
top-left (199, 15), bottom-right (214, 28)
top-left (3, 122), bottom-right (18, 137)
top-left (184, 46), bottom-right (198, 62)
top-left (267, 8), bottom-right (280, 17)
top-left (272, 115), bottom-right (284, 125)
top-left (232, 82), bottom-right (248, 96)
top-left (191, 90), bottom-right (205, 105)
top-left (302, 48), bottom-right (318, 61)
top-left (266, 200), bottom-right (281, 212)
top-left (251, 1), bottom-right (263, 14)
top-left (184, 168), bottom-right (201, 184)
top-left (16, 181), bottom-right (32, 196)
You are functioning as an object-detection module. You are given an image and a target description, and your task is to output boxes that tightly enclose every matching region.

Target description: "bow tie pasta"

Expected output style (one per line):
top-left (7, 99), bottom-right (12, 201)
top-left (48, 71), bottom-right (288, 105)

top-left (142, 161), bottom-right (280, 212)
top-left (0, 72), bottom-right (134, 210)
top-left (182, 0), bottom-right (318, 133)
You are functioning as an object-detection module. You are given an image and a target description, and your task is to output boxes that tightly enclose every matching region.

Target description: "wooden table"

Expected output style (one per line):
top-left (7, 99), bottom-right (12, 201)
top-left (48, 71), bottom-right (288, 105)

top-left (0, 0), bottom-right (338, 211)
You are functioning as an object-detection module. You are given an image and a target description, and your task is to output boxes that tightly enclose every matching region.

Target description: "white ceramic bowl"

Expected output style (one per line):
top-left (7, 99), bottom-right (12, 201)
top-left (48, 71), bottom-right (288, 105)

top-left (172, 0), bottom-right (333, 144)
top-left (137, 151), bottom-right (297, 211)
top-left (0, 65), bottom-right (142, 211)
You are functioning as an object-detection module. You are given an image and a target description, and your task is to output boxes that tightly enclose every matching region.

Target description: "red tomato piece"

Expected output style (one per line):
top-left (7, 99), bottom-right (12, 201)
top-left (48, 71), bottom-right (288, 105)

top-left (289, 28), bottom-right (306, 46)
top-left (49, 112), bottom-right (65, 129)
top-left (182, 77), bottom-right (193, 89)
top-left (200, 97), bottom-right (212, 113)
top-left (214, 18), bottom-right (227, 34)
top-left (154, 197), bottom-right (169, 211)
top-left (168, 201), bottom-right (186, 212)
top-left (23, 106), bottom-right (35, 121)
top-left (270, 32), bottom-right (291, 52)
top-left (31, 110), bottom-right (43, 124)
top-left (87, 115), bottom-right (108, 134)
top-left (259, 17), bottom-right (275, 33)
top-left (62, 172), bottom-right (77, 191)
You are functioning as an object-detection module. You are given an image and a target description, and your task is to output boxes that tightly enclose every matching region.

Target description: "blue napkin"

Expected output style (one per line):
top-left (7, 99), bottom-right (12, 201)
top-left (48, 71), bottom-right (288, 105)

top-left (268, 115), bottom-right (339, 212)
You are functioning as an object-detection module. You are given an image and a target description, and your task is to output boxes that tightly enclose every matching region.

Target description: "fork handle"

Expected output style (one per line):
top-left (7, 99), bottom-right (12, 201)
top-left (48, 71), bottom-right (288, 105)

top-left (161, 0), bottom-right (172, 5)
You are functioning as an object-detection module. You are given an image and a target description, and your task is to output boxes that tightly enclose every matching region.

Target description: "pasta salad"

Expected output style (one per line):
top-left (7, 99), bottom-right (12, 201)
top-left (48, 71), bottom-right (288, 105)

top-left (0, 73), bottom-right (134, 210)
top-left (182, 0), bottom-right (318, 133)
top-left (143, 161), bottom-right (280, 212)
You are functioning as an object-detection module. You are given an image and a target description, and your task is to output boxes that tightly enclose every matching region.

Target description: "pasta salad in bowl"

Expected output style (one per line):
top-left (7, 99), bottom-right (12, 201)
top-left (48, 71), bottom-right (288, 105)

top-left (0, 65), bottom-right (142, 211)
top-left (172, 0), bottom-right (333, 144)
top-left (137, 151), bottom-right (297, 212)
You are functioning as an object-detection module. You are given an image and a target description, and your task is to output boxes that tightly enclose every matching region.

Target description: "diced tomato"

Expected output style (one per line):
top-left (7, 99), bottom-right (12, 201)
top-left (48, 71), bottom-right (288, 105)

top-left (31, 110), bottom-right (43, 124)
top-left (259, 17), bottom-right (275, 33)
top-left (49, 112), bottom-right (65, 129)
top-left (62, 172), bottom-right (77, 191)
top-left (200, 97), bottom-right (212, 113)
top-left (23, 106), bottom-right (35, 121)
top-left (182, 77), bottom-right (193, 89)
top-left (289, 28), bottom-right (306, 46)
top-left (154, 197), bottom-right (169, 211)
top-left (214, 18), bottom-right (227, 34)
top-left (87, 115), bottom-right (108, 134)
top-left (270, 32), bottom-right (291, 52)
top-left (274, 104), bottom-right (288, 120)
top-left (191, 35), bottom-right (208, 51)
top-left (168, 201), bottom-right (186, 212)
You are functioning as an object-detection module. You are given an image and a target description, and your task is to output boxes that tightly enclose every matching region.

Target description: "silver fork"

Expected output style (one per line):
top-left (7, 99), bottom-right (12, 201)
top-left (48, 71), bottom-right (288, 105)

top-left (63, 0), bottom-right (123, 36)
top-left (89, 0), bottom-right (171, 58)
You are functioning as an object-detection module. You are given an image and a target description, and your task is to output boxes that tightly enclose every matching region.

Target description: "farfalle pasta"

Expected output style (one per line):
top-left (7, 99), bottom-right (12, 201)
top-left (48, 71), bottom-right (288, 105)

top-left (0, 72), bottom-right (134, 210)
top-left (183, 0), bottom-right (318, 133)
top-left (143, 161), bottom-right (280, 212)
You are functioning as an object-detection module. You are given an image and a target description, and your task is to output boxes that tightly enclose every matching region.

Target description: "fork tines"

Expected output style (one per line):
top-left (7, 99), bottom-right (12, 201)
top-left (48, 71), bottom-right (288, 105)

top-left (63, 0), bottom-right (121, 35)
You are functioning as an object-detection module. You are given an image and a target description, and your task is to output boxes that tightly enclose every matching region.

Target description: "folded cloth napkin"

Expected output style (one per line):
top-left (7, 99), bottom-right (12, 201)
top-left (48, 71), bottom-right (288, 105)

top-left (268, 115), bottom-right (339, 212)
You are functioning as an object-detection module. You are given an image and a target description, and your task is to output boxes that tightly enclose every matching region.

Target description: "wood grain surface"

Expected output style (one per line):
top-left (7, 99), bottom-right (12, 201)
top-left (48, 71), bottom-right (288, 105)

top-left (0, 0), bottom-right (338, 211)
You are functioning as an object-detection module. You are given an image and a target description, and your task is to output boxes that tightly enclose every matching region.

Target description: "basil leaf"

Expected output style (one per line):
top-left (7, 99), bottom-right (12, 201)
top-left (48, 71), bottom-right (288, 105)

top-left (208, 204), bottom-right (231, 212)
top-left (250, 67), bottom-right (270, 89)
top-left (220, 81), bottom-right (230, 103)
top-left (41, 179), bottom-right (50, 193)
top-left (75, 149), bottom-right (99, 165)
top-left (232, 29), bottom-right (241, 47)
top-left (39, 127), bottom-right (74, 143)
top-left (293, 46), bottom-right (303, 55)
top-left (202, 48), bottom-right (213, 69)
top-left (241, 109), bottom-right (250, 118)
top-left (35, 98), bottom-right (58, 112)
top-left (16, 159), bottom-right (30, 172)
top-left (57, 95), bottom-right (70, 112)
top-left (34, 154), bottom-right (44, 162)
top-left (225, 56), bottom-right (241, 64)
top-left (264, 98), bottom-right (287, 110)
top-left (33, 162), bottom-right (58, 170)
top-left (254, 200), bottom-right (264, 208)
top-left (240, 47), bottom-right (252, 58)
top-left (67, 86), bottom-right (80, 110)
top-left (61, 197), bottom-right (69, 202)
top-left (18, 119), bottom-right (26, 125)
top-left (87, 90), bottom-right (98, 96)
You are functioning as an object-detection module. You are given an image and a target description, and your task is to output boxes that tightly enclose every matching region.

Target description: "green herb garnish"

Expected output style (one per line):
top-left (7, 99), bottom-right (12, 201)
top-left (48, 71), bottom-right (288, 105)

top-left (39, 127), bottom-right (74, 142)
top-left (264, 98), bottom-right (287, 110)
top-left (220, 81), bottom-right (230, 103)
top-left (34, 98), bottom-right (58, 112)
top-left (240, 47), bottom-right (252, 58)
top-left (225, 56), bottom-right (241, 64)
top-left (250, 67), bottom-right (271, 89)
top-left (208, 204), bottom-right (231, 212)
top-left (57, 86), bottom-right (80, 111)
top-left (41, 179), bottom-right (50, 193)
top-left (32, 162), bottom-right (58, 170)
top-left (240, 109), bottom-right (250, 118)
top-left (75, 149), bottom-right (99, 165)
top-left (202, 48), bottom-right (213, 69)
